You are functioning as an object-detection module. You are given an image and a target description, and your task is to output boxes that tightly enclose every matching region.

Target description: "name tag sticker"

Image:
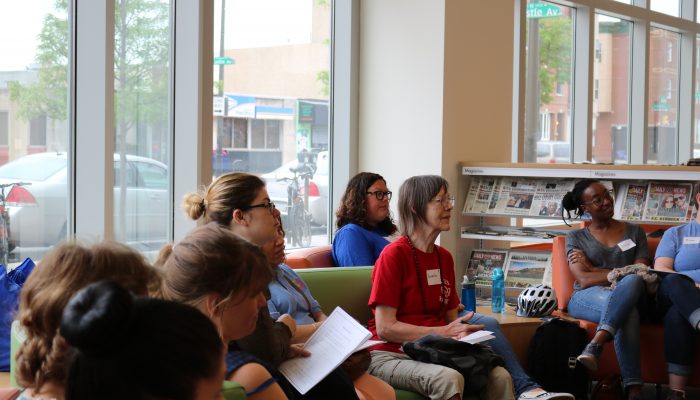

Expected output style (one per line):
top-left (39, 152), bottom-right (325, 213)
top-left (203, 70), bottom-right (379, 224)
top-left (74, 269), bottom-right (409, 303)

top-left (426, 269), bottom-right (441, 286)
top-left (683, 237), bottom-right (700, 245)
top-left (617, 239), bottom-right (636, 251)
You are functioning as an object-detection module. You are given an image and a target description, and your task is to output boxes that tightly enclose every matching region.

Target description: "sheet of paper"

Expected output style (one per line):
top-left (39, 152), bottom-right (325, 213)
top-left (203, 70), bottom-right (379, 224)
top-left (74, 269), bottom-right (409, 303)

top-left (279, 307), bottom-right (371, 394)
top-left (459, 330), bottom-right (495, 344)
top-left (353, 339), bottom-right (385, 352)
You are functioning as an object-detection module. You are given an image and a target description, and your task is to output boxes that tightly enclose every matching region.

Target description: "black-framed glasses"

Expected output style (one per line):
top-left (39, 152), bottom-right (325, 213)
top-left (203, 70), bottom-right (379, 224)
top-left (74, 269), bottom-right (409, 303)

top-left (583, 189), bottom-right (614, 208)
top-left (367, 191), bottom-right (392, 201)
top-left (241, 201), bottom-right (276, 214)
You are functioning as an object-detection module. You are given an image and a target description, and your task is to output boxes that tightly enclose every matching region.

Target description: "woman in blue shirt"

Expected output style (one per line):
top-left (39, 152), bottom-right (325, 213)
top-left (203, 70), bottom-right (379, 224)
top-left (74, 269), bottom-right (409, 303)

top-left (332, 172), bottom-right (397, 267)
top-left (653, 181), bottom-right (700, 400)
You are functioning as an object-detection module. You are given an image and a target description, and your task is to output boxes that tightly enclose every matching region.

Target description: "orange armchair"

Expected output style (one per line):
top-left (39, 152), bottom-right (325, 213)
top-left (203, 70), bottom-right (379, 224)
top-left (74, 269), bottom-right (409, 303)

top-left (551, 235), bottom-right (700, 385)
top-left (285, 245), bottom-right (335, 269)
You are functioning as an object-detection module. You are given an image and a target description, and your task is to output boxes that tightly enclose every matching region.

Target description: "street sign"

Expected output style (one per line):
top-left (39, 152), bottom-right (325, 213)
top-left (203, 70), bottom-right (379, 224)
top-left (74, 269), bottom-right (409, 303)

top-left (214, 56), bottom-right (235, 65)
top-left (527, 2), bottom-right (561, 19)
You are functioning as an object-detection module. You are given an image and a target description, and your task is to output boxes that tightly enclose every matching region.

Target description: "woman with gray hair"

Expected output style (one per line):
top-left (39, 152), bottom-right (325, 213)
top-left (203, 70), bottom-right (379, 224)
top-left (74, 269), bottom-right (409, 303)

top-left (366, 175), bottom-right (573, 400)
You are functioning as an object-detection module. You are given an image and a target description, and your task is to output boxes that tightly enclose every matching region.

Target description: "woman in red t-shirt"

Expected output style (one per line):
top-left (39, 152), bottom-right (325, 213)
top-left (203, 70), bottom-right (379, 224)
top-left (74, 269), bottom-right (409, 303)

top-left (366, 175), bottom-right (573, 400)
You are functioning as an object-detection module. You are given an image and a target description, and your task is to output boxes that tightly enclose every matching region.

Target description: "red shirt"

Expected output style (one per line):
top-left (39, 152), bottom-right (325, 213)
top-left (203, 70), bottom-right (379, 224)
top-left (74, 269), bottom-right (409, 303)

top-left (367, 236), bottom-right (459, 353)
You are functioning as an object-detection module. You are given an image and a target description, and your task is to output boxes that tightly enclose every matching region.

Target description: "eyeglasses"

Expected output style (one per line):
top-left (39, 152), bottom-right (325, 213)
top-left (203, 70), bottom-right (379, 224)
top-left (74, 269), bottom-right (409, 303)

top-left (367, 191), bottom-right (392, 201)
top-left (583, 190), bottom-right (614, 208)
top-left (432, 195), bottom-right (455, 209)
top-left (241, 201), bottom-right (276, 214)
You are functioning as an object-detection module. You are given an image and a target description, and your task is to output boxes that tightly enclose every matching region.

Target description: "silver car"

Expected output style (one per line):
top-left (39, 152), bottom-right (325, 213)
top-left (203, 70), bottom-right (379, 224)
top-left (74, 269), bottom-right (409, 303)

top-left (0, 152), bottom-right (169, 255)
top-left (262, 150), bottom-right (329, 227)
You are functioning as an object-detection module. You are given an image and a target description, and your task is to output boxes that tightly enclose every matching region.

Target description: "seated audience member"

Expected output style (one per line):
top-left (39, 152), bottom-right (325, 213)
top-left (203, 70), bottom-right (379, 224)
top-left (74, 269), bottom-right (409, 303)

top-left (181, 173), bottom-right (359, 400)
top-left (332, 172), bottom-right (397, 267)
top-left (368, 175), bottom-right (572, 400)
top-left (60, 280), bottom-right (225, 400)
top-left (652, 182), bottom-right (700, 400)
top-left (157, 223), bottom-right (288, 400)
top-left (561, 179), bottom-right (650, 400)
top-left (263, 218), bottom-right (396, 400)
top-left (14, 241), bottom-right (157, 400)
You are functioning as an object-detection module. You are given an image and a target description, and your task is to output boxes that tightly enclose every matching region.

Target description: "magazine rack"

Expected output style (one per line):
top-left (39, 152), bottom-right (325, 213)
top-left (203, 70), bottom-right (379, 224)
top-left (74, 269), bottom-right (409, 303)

top-left (459, 162), bottom-right (700, 299)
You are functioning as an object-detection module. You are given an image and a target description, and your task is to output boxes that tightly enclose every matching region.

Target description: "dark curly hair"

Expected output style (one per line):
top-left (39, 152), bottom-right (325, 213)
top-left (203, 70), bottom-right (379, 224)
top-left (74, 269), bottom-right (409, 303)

top-left (335, 172), bottom-right (397, 235)
top-left (561, 179), bottom-right (599, 223)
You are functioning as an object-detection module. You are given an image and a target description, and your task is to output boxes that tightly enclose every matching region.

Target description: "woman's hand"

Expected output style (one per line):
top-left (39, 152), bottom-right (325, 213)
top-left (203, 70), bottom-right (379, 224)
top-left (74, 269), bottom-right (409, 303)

top-left (285, 343), bottom-right (311, 359)
top-left (441, 311), bottom-right (485, 339)
top-left (568, 249), bottom-right (592, 269)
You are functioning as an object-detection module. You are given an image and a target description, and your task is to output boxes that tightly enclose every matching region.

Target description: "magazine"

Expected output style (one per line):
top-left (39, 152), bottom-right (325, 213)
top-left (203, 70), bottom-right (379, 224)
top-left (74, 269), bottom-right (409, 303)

top-left (503, 250), bottom-right (552, 288)
top-left (463, 177), bottom-right (500, 214)
top-left (642, 182), bottom-right (693, 223)
top-left (617, 183), bottom-right (647, 221)
top-left (467, 249), bottom-right (508, 286)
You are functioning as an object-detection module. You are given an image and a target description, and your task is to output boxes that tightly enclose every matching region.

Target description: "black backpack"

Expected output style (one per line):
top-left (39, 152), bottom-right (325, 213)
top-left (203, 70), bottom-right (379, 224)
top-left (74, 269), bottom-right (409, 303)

top-left (526, 317), bottom-right (589, 399)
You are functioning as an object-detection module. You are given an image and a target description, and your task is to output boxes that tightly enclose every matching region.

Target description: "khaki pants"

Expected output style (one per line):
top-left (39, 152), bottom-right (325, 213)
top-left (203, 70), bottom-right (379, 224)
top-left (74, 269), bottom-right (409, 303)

top-left (369, 350), bottom-right (515, 400)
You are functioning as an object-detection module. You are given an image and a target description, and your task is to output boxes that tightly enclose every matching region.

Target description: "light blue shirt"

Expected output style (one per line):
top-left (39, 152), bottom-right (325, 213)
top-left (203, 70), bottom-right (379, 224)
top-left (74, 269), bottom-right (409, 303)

top-left (655, 219), bottom-right (700, 283)
top-left (332, 223), bottom-right (390, 267)
top-left (267, 263), bottom-right (321, 324)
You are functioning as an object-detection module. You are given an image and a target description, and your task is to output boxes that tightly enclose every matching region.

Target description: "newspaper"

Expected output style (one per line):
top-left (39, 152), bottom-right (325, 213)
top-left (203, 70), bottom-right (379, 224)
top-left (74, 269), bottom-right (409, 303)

top-left (616, 183), bottom-right (647, 221)
top-left (463, 177), bottom-right (500, 214)
top-left (491, 178), bottom-right (539, 215)
top-left (529, 180), bottom-right (574, 217)
top-left (642, 182), bottom-right (693, 223)
top-left (504, 250), bottom-right (552, 288)
top-left (467, 249), bottom-right (508, 286)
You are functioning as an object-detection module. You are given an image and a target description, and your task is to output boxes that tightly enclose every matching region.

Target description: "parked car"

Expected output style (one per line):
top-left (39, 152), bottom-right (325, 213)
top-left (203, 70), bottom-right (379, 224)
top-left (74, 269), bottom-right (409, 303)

top-left (536, 141), bottom-right (571, 164)
top-left (262, 151), bottom-right (329, 227)
top-left (0, 152), bottom-right (169, 253)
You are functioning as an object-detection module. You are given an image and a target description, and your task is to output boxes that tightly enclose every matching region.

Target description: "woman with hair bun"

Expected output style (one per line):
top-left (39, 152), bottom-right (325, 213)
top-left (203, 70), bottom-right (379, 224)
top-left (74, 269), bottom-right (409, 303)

top-left (157, 223), bottom-right (289, 400)
top-left (15, 241), bottom-right (158, 400)
top-left (61, 280), bottom-right (225, 400)
top-left (561, 179), bottom-right (650, 400)
top-left (332, 172), bottom-right (398, 267)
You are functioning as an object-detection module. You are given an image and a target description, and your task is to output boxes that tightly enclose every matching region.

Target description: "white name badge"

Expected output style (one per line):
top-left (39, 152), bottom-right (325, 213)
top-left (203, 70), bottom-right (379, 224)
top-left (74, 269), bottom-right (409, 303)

top-left (426, 269), bottom-right (441, 286)
top-left (617, 239), bottom-right (636, 251)
top-left (683, 237), bottom-right (700, 245)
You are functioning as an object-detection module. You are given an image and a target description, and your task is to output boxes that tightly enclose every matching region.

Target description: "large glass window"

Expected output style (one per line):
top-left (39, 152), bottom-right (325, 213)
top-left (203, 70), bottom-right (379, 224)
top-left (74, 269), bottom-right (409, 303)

top-left (214, 0), bottom-right (331, 248)
top-left (113, 0), bottom-right (171, 254)
top-left (651, 0), bottom-right (679, 17)
top-left (695, 36), bottom-right (700, 158)
top-left (0, 1), bottom-right (69, 262)
top-left (523, 0), bottom-right (574, 164)
top-left (592, 14), bottom-right (631, 164)
top-left (647, 27), bottom-right (679, 164)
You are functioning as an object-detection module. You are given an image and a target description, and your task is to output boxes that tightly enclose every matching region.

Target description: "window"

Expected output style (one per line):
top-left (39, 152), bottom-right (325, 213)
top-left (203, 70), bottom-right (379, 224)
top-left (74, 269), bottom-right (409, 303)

top-left (517, 1), bottom-right (699, 165)
top-left (113, 0), bottom-right (171, 251)
top-left (0, 2), bottom-right (69, 260)
top-left (214, 0), bottom-right (331, 248)
top-left (592, 14), bottom-right (631, 164)
top-left (523, 0), bottom-right (574, 163)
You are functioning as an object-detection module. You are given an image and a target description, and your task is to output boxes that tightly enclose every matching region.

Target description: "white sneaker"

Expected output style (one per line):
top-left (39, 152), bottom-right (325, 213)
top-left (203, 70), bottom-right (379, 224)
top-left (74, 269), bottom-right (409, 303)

top-left (517, 391), bottom-right (575, 400)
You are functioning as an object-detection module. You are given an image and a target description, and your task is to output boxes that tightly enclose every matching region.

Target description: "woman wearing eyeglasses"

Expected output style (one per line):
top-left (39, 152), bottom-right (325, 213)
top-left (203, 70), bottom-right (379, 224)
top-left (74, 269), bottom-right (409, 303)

top-left (562, 179), bottom-right (651, 400)
top-left (368, 175), bottom-right (572, 400)
top-left (183, 172), bottom-right (360, 400)
top-left (332, 172), bottom-right (398, 267)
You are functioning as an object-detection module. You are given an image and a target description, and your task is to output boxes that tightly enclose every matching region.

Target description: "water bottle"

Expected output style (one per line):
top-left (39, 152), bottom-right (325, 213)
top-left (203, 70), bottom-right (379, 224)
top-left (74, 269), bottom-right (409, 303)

top-left (491, 267), bottom-right (505, 314)
top-left (461, 275), bottom-right (476, 312)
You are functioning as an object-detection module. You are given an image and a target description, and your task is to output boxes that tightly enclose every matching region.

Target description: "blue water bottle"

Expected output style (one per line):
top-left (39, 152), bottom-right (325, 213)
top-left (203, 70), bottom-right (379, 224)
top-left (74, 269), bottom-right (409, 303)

top-left (461, 275), bottom-right (476, 312)
top-left (491, 267), bottom-right (505, 314)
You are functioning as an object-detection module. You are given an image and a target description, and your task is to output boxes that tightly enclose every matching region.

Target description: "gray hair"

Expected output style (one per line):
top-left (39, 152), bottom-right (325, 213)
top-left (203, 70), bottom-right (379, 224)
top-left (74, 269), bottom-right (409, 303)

top-left (398, 175), bottom-right (449, 236)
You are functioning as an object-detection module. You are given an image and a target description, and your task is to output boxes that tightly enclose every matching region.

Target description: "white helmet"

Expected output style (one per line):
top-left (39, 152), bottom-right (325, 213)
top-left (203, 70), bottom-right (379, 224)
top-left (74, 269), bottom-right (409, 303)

top-left (516, 284), bottom-right (557, 318)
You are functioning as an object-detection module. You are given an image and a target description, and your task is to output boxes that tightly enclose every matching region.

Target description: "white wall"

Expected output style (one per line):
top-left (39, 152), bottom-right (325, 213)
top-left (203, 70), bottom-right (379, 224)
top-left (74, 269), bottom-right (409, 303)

top-left (358, 0), bottom-right (446, 210)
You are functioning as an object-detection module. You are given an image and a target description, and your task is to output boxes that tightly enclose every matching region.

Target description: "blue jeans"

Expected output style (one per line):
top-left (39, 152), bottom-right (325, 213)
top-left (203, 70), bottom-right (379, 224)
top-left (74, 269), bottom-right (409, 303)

top-left (459, 311), bottom-right (539, 396)
top-left (656, 273), bottom-right (700, 376)
top-left (566, 274), bottom-right (646, 388)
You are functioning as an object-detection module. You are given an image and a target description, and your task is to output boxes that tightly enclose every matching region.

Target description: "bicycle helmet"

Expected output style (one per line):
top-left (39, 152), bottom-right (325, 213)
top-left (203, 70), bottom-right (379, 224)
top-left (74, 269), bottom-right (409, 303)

top-left (516, 284), bottom-right (557, 318)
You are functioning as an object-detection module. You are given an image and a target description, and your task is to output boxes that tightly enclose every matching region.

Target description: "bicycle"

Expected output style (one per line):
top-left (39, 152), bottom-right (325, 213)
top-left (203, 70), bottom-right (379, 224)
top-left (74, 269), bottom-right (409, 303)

top-left (0, 182), bottom-right (31, 266)
top-left (279, 163), bottom-right (315, 248)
